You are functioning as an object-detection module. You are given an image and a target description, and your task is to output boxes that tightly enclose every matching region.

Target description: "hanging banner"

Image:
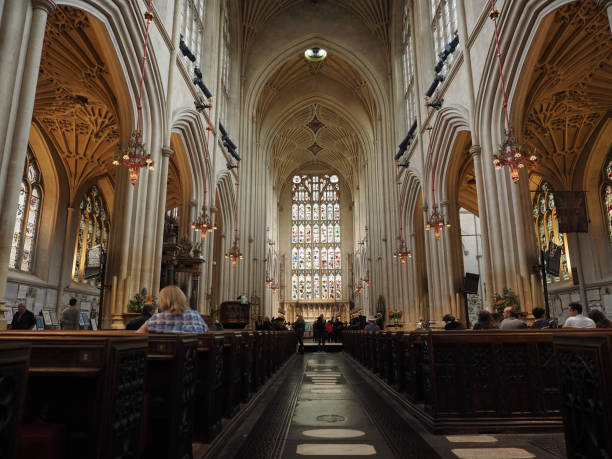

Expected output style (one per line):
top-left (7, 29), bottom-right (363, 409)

top-left (554, 191), bottom-right (588, 233)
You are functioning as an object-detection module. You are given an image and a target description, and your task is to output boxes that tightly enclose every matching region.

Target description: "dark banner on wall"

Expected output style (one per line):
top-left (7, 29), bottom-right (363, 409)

top-left (546, 242), bottom-right (562, 277)
top-left (554, 191), bottom-right (588, 233)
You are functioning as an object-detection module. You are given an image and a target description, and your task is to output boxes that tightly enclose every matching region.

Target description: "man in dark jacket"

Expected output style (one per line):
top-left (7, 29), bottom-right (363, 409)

top-left (126, 304), bottom-right (155, 330)
top-left (443, 314), bottom-right (466, 330)
top-left (314, 315), bottom-right (327, 352)
top-left (294, 314), bottom-right (305, 354)
top-left (11, 303), bottom-right (36, 330)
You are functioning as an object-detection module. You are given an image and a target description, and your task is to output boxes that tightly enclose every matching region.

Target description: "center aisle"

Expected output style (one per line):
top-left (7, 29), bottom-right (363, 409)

top-left (213, 352), bottom-right (441, 458)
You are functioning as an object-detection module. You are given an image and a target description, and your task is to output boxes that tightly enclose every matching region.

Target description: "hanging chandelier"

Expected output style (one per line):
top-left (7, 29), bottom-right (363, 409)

top-left (225, 165), bottom-right (243, 266)
top-left (362, 270), bottom-right (370, 288)
top-left (394, 167), bottom-right (413, 263)
top-left (112, 2), bottom-right (155, 184)
top-left (225, 236), bottom-right (243, 266)
top-left (424, 100), bottom-right (449, 241)
top-left (393, 237), bottom-right (412, 264)
top-left (488, 1), bottom-right (536, 182)
top-left (425, 204), bottom-right (450, 241)
top-left (192, 205), bottom-right (217, 241)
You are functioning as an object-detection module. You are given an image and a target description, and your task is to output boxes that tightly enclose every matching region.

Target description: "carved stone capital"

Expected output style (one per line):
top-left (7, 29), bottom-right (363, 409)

top-left (469, 145), bottom-right (482, 158)
top-left (32, 0), bottom-right (56, 14)
top-left (162, 147), bottom-right (174, 158)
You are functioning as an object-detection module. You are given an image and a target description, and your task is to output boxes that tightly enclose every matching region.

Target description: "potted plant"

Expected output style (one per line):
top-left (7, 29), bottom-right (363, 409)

top-left (123, 288), bottom-right (157, 326)
top-left (492, 288), bottom-right (519, 313)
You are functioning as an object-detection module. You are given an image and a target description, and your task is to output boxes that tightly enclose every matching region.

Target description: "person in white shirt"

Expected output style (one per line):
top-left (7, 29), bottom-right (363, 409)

top-left (563, 303), bottom-right (596, 328)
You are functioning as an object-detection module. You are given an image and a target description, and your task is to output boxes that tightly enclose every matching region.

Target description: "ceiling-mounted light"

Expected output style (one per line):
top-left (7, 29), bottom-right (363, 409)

top-left (304, 47), bottom-right (327, 62)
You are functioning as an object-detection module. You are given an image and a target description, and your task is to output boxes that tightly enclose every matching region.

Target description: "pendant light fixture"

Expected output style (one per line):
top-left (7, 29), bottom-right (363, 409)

top-left (225, 164), bottom-right (243, 266)
top-left (393, 166), bottom-right (412, 264)
top-left (113, 0), bottom-right (155, 184)
top-left (488, 0), bottom-right (536, 182)
top-left (424, 101), bottom-right (450, 241)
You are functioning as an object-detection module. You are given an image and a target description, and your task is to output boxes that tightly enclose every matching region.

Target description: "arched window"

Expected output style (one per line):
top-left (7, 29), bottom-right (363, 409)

top-left (9, 149), bottom-right (42, 272)
top-left (73, 185), bottom-right (110, 282)
top-left (430, 0), bottom-right (458, 77)
top-left (603, 155), bottom-right (612, 243)
top-left (402, 1), bottom-right (417, 126)
top-left (219, 0), bottom-right (231, 124)
top-left (180, 0), bottom-right (206, 71)
top-left (533, 183), bottom-right (571, 283)
top-left (290, 174), bottom-right (342, 301)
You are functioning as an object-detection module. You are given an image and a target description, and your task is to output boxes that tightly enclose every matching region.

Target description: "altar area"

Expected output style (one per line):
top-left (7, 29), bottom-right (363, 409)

top-left (283, 301), bottom-right (350, 323)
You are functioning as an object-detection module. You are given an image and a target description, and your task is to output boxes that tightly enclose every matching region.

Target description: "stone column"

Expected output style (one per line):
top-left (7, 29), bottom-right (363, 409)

top-left (0, 0), bottom-right (29, 182)
top-left (55, 207), bottom-right (77, 316)
top-left (152, 147), bottom-right (173, 295)
top-left (597, 0), bottom-right (612, 33)
top-left (0, 0), bottom-right (56, 302)
top-left (470, 146), bottom-right (494, 306)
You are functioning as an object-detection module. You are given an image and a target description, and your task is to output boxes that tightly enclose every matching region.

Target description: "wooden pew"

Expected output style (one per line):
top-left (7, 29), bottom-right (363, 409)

top-left (194, 332), bottom-right (224, 442)
top-left (0, 341), bottom-right (31, 459)
top-left (252, 331), bottom-right (264, 390)
top-left (240, 331), bottom-right (254, 403)
top-left (345, 329), bottom-right (607, 433)
top-left (0, 331), bottom-right (147, 459)
top-left (554, 331), bottom-right (612, 459)
top-left (222, 331), bottom-right (241, 418)
top-left (143, 333), bottom-right (198, 459)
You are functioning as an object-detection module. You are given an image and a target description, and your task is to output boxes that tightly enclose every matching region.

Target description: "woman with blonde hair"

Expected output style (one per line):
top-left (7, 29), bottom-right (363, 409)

top-left (137, 285), bottom-right (208, 333)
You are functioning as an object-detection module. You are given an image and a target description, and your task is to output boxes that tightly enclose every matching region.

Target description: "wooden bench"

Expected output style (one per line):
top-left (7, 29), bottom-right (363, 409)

top-left (194, 332), bottom-right (224, 442)
top-left (221, 331), bottom-right (242, 418)
top-left (344, 329), bottom-right (612, 433)
top-left (554, 331), bottom-right (612, 459)
top-left (0, 341), bottom-right (31, 459)
top-left (143, 333), bottom-right (198, 459)
top-left (0, 331), bottom-right (148, 459)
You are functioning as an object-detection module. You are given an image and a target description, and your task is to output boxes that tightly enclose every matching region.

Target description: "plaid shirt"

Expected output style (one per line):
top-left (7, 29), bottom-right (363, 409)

top-left (146, 309), bottom-right (209, 333)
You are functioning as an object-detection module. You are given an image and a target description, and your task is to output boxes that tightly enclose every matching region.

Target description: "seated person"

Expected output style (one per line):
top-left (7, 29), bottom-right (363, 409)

top-left (531, 307), bottom-right (556, 329)
top-left (125, 303), bottom-right (155, 330)
top-left (137, 285), bottom-right (208, 333)
top-left (364, 316), bottom-right (380, 332)
top-left (588, 309), bottom-right (612, 328)
top-left (443, 314), bottom-right (465, 330)
top-left (472, 310), bottom-right (498, 329)
top-left (563, 303), bottom-right (595, 328)
top-left (499, 307), bottom-right (527, 329)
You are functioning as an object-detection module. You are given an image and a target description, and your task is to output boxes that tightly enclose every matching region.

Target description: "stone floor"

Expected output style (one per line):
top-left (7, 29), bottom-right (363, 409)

top-left (205, 353), bottom-right (567, 459)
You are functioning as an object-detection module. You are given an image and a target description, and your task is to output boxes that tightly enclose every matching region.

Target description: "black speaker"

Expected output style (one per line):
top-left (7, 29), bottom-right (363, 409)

top-left (463, 273), bottom-right (480, 294)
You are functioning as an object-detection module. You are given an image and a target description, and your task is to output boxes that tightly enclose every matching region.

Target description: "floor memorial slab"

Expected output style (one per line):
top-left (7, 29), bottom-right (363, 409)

top-left (451, 448), bottom-right (535, 459)
top-left (446, 435), bottom-right (498, 443)
top-left (302, 429), bottom-right (366, 439)
top-left (296, 444), bottom-right (376, 455)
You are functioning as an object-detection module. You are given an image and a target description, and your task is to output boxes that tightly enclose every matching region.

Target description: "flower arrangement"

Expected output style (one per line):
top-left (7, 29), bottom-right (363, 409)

top-left (128, 288), bottom-right (156, 313)
top-left (492, 288), bottom-right (519, 313)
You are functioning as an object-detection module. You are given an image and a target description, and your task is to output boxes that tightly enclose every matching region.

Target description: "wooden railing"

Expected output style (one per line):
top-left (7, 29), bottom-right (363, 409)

top-left (0, 329), bottom-right (297, 459)
top-left (344, 328), bottom-right (612, 446)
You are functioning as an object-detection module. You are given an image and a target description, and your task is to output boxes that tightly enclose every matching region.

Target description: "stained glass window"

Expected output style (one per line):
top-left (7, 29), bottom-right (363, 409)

top-left (603, 156), bottom-right (612, 243)
top-left (533, 182), bottom-right (571, 283)
top-left (9, 149), bottom-right (42, 272)
top-left (73, 185), bottom-right (110, 282)
top-left (292, 274), bottom-right (298, 300)
top-left (290, 174), bottom-right (342, 300)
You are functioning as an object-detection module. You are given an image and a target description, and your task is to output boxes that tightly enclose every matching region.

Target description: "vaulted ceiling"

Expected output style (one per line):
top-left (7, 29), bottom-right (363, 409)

top-left (260, 50), bottom-right (375, 194)
top-left (240, 0), bottom-right (390, 56)
top-left (269, 103), bottom-right (360, 191)
top-left (523, 1), bottom-right (612, 187)
top-left (33, 6), bottom-right (122, 200)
